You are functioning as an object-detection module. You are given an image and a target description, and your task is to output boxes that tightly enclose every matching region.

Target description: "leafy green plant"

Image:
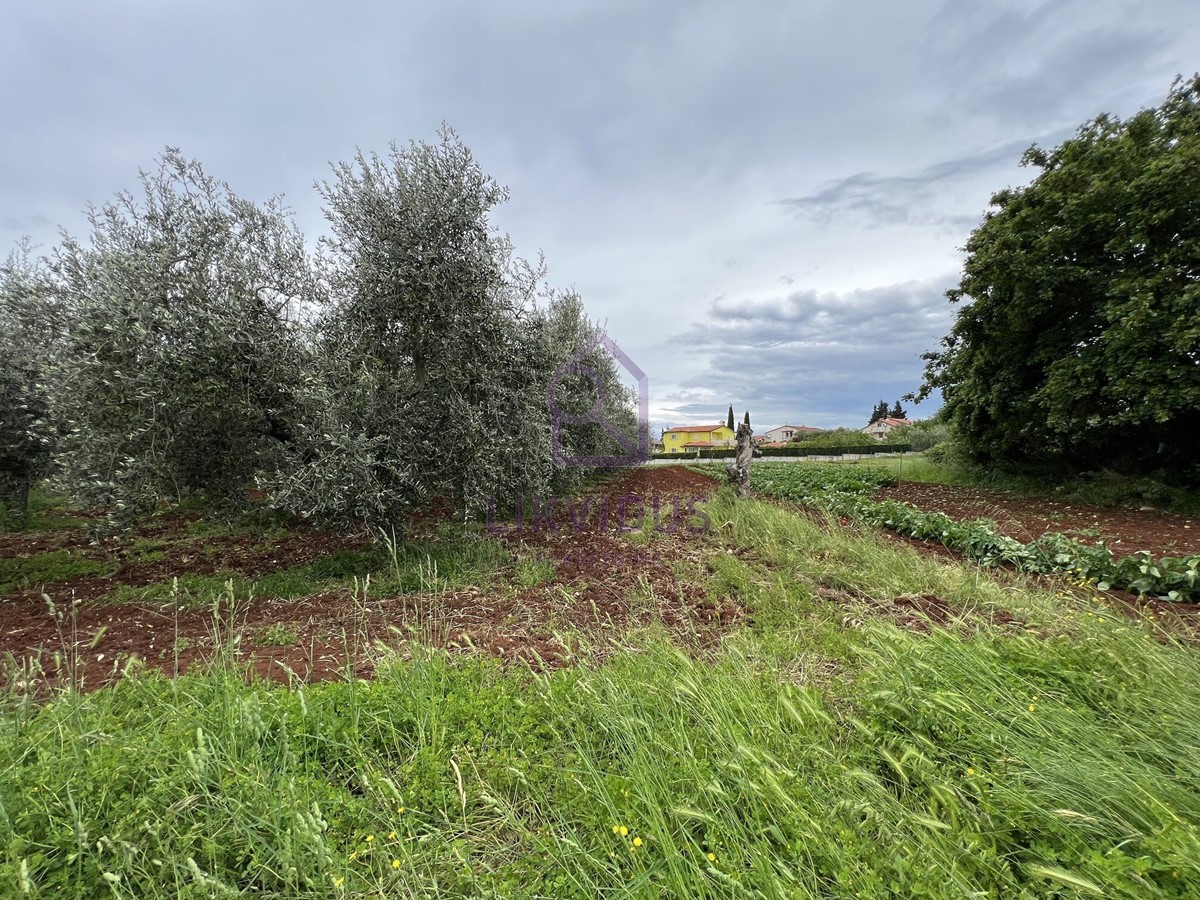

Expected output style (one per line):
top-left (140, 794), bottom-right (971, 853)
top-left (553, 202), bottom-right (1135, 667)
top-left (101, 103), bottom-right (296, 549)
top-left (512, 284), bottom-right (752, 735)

top-left (750, 463), bottom-right (1200, 599)
top-left (513, 554), bottom-right (556, 588)
top-left (256, 624), bottom-right (299, 646)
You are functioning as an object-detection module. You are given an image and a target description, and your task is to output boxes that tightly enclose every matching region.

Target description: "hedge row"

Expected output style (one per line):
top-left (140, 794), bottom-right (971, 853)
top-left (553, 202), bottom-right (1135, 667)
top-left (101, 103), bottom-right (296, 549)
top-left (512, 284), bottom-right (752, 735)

top-left (759, 443), bottom-right (911, 458)
top-left (748, 463), bottom-right (1200, 601)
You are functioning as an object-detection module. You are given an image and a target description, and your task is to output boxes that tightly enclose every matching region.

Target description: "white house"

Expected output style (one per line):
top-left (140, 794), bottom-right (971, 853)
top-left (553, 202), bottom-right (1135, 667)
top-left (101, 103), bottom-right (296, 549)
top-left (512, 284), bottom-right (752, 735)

top-left (861, 417), bottom-right (912, 441)
top-left (759, 424), bottom-right (822, 444)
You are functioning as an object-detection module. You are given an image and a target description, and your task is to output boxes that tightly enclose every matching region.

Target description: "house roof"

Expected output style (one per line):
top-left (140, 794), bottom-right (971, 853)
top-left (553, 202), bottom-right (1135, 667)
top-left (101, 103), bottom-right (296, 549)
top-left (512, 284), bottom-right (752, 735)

top-left (866, 417), bottom-right (912, 428)
top-left (662, 424), bottom-right (727, 434)
top-left (682, 440), bottom-right (716, 447)
top-left (769, 424), bottom-right (822, 433)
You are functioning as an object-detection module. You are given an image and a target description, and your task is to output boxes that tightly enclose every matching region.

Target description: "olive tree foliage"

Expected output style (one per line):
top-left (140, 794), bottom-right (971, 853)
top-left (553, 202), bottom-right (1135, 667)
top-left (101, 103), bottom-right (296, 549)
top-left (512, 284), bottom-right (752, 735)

top-left (265, 128), bottom-right (634, 526)
top-left (0, 244), bottom-right (57, 523)
top-left (915, 77), bottom-right (1200, 479)
top-left (46, 150), bottom-right (320, 520)
top-left (525, 288), bottom-right (639, 481)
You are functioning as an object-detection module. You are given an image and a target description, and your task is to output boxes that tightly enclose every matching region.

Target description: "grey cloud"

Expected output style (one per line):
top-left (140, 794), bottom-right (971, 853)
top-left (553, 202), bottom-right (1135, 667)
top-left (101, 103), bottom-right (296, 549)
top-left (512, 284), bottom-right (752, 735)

top-left (657, 277), bottom-right (958, 427)
top-left (1, 213), bottom-right (50, 231)
top-left (925, 0), bottom-right (1190, 131)
top-left (775, 139), bottom-right (1036, 231)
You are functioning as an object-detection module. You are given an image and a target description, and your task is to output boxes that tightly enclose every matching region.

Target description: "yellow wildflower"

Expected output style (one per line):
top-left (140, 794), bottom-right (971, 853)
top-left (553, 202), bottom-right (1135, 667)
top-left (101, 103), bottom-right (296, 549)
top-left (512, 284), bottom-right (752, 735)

top-left (966, 767), bottom-right (976, 776)
top-left (632, 837), bottom-right (643, 848)
top-left (388, 831), bottom-right (396, 840)
top-left (618, 825), bottom-right (628, 837)
top-left (1028, 704), bottom-right (1036, 712)
top-left (707, 852), bottom-right (717, 862)
top-left (392, 859), bottom-right (400, 870)
top-left (365, 835), bottom-right (374, 843)
top-left (335, 876), bottom-right (345, 888)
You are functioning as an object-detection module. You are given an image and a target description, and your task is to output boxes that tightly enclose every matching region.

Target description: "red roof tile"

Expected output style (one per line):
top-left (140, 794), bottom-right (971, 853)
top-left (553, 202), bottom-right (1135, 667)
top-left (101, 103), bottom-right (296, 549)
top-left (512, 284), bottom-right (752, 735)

top-left (662, 424), bottom-right (727, 434)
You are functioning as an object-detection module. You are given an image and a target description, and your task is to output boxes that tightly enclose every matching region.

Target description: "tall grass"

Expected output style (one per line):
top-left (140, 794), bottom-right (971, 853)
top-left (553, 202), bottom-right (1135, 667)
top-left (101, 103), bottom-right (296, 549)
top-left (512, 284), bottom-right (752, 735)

top-left (2, 493), bottom-right (1199, 897)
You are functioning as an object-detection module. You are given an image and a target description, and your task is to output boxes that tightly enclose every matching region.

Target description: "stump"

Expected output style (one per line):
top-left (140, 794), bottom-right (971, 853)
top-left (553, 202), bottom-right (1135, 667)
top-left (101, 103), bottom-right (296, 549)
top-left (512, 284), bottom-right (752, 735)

top-left (725, 411), bottom-right (754, 498)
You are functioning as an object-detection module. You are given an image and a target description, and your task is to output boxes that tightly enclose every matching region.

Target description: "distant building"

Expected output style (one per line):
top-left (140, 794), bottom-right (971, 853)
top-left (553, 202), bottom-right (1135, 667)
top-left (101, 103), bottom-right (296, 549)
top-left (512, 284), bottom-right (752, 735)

top-left (661, 423), bottom-right (736, 454)
top-left (760, 424), bottom-right (823, 443)
top-left (861, 417), bottom-right (912, 441)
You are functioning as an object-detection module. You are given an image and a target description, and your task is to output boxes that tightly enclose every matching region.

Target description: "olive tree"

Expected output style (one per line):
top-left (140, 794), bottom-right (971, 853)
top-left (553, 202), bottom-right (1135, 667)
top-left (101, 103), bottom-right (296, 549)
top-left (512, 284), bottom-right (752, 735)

top-left (304, 128), bottom-right (634, 524)
top-left (47, 150), bottom-right (319, 520)
top-left (0, 244), bottom-right (57, 523)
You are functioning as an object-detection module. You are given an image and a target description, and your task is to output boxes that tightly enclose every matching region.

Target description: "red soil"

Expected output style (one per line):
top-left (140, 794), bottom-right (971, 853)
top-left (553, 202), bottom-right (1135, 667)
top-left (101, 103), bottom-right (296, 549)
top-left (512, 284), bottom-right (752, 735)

top-left (874, 481), bottom-right (1200, 558)
top-left (0, 467), bottom-right (725, 692)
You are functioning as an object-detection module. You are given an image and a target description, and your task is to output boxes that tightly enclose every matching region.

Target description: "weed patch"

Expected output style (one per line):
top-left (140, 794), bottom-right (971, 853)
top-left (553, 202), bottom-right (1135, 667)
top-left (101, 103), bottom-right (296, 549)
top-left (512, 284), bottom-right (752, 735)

top-left (0, 550), bottom-right (112, 593)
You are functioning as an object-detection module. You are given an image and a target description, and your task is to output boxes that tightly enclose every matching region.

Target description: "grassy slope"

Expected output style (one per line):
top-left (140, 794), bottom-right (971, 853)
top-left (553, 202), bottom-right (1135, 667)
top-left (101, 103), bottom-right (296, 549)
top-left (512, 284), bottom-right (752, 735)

top-left (2, 491), bottom-right (1199, 897)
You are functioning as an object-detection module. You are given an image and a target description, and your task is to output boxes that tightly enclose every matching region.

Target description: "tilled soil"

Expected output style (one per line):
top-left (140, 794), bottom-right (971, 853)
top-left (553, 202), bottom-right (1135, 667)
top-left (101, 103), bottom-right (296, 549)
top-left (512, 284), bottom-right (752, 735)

top-left (5, 466), bottom-right (1196, 693)
top-left (1, 467), bottom-right (727, 692)
top-left (874, 481), bottom-right (1200, 558)
top-left (870, 481), bottom-right (1200, 638)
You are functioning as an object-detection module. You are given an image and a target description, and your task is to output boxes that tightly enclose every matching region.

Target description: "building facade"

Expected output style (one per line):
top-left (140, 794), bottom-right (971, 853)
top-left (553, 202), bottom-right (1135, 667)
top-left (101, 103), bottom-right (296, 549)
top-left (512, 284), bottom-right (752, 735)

top-left (860, 417), bottom-right (912, 441)
top-left (661, 424), bottom-right (736, 453)
top-left (759, 424), bottom-right (822, 443)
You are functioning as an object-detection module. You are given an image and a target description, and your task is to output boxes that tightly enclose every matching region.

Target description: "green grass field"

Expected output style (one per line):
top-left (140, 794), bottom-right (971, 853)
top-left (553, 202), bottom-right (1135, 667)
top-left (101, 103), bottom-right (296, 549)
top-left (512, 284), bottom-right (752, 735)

top-left (2, 487), bottom-right (1199, 897)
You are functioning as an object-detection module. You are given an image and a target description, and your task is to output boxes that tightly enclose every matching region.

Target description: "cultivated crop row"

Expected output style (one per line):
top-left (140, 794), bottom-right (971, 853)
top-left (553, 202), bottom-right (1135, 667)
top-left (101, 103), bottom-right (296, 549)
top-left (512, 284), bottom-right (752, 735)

top-left (750, 464), bottom-right (1200, 600)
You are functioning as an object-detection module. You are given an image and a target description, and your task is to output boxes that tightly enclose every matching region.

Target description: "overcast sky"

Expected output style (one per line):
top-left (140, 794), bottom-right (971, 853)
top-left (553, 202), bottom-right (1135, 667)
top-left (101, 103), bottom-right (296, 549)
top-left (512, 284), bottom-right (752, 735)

top-left (3, 0), bottom-right (1197, 432)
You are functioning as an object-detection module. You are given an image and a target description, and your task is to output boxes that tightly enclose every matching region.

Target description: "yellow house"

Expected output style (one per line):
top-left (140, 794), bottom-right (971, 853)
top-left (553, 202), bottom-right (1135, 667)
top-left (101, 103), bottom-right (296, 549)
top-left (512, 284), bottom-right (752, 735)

top-left (661, 423), bottom-right (736, 454)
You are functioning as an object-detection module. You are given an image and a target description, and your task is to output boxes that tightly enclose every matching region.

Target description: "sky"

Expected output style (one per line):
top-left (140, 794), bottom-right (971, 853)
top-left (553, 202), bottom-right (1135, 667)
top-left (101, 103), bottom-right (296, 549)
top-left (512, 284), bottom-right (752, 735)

top-left (3, 0), bottom-right (1197, 434)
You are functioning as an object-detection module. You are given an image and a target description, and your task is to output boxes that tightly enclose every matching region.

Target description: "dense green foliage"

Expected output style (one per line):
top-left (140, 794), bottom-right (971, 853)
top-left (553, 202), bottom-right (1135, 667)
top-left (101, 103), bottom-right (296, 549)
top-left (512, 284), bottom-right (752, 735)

top-left (882, 418), bottom-right (950, 452)
top-left (868, 400), bottom-right (906, 423)
top-left (789, 428), bottom-right (872, 448)
top-left (4, 493), bottom-right (1200, 897)
top-left (750, 463), bottom-right (1200, 599)
top-left (916, 77), bottom-right (1200, 479)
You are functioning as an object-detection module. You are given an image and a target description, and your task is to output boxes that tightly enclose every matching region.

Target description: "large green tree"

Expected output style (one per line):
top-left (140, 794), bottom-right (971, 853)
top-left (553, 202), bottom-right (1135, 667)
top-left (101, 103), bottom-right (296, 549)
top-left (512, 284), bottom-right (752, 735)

top-left (915, 77), bottom-right (1200, 478)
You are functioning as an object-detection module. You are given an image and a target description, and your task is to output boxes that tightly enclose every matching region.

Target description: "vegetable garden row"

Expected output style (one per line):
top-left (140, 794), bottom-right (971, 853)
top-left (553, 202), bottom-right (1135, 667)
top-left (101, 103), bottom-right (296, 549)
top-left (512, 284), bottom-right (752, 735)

top-left (747, 464), bottom-right (1200, 600)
